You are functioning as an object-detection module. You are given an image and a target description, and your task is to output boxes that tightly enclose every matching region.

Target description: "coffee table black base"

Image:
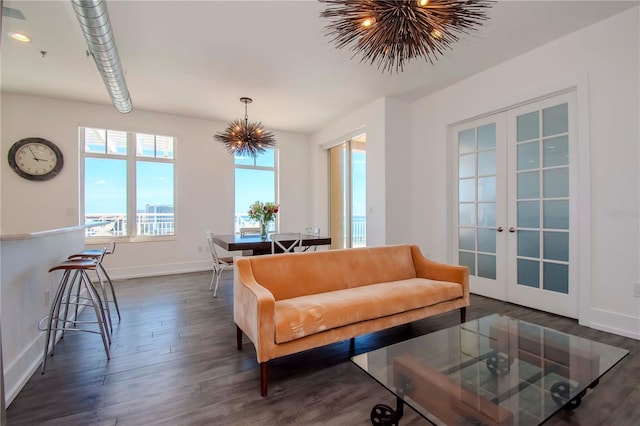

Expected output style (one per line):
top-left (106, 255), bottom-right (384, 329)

top-left (370, 397), bottom-right (404, 426)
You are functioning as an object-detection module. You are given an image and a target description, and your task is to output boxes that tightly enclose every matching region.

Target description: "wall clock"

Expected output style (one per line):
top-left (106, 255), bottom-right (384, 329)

top-left (7, 137), bottom-right (64, 181)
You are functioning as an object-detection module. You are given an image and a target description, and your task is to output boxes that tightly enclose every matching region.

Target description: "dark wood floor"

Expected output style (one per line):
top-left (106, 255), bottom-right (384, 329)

top-left (6, 270), bottom-right (640, 425)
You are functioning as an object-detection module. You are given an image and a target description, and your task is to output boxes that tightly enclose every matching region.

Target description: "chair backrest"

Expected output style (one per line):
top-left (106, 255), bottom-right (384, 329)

top-left (271, 232), bottom-right (302, 254)
top-left (206, 230), bottom-right (223, 264)
top-left (106, 240), bottom-right (116, 255)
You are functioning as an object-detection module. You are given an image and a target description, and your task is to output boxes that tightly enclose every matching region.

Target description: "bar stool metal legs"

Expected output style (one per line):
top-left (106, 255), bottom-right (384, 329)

top-left (68, 241), bottom-right (121, 322)
top-left (40, 257), bottom-right (111, 374)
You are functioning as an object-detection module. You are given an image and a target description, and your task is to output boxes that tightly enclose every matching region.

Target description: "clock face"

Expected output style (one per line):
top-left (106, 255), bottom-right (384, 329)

top-left (8, 138), bottom-right (64, 181)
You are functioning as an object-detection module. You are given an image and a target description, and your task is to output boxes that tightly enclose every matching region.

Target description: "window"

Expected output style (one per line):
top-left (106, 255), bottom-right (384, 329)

top-left (81, 127), bottom-right (175, 238)
top-left (234, 149), bottom-right (278, 233)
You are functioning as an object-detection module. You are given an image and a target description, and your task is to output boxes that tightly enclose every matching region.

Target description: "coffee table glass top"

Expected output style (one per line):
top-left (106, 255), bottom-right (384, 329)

top-left (352, 314), bottom-right (628, 426)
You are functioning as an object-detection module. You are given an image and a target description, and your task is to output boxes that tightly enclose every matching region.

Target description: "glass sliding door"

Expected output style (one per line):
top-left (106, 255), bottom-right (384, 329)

top-left (329, 134), bottom-right (366, 249)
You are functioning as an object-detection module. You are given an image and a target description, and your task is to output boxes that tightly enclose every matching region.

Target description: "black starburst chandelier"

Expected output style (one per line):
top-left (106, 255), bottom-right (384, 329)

top-left (214, 97), bottom-right (276, 158)
top-left (319, 0), bottom-right (494, 73)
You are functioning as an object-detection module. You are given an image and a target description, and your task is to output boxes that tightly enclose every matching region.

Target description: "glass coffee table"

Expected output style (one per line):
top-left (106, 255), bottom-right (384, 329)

top-left (352, 314), bottom-right (628, 426)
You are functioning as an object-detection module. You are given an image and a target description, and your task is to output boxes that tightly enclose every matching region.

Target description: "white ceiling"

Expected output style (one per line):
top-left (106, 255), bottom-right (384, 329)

top-left (1, 1), bottom-right (637, 134)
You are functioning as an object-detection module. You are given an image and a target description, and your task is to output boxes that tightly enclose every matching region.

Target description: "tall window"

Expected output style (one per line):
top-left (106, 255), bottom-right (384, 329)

top-left (234, 149), bottom-right (278, 233)
top-left (81, 127), bottom-right (176, 238)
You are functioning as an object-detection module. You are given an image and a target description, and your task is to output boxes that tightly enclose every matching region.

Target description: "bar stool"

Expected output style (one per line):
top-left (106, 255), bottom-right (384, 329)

top-left (68, 241), bottom-right (121, 325)
top-left (39, 253), bottom-right (111, 374)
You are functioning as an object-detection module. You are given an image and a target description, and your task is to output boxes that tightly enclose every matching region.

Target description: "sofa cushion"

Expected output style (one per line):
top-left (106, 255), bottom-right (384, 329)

top-left (249, 245), bottom-right (418, 301)
top-left (273, 278), bottom-right (463, 344)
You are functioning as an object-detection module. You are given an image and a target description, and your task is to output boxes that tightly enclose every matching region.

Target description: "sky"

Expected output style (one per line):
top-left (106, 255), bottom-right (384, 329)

top-left (84, 158), bottom-right (174, 213)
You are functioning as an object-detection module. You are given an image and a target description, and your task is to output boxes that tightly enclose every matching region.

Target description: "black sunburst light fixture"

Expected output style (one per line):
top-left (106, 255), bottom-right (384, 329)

top-left (319, 0), bottom-right (494, 73)
top-left (214, 97), bottom-right (276, 158)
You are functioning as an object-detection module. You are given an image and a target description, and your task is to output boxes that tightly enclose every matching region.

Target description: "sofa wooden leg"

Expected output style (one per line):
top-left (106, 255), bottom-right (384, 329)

top-left (260, 362), bottom-right (268, 397)
top-left (349, 337), bottom-right (355, 356)
top-left (460, 307), bottom-right (467, 323)
top-left (236, 326), bottom-right (242, 350)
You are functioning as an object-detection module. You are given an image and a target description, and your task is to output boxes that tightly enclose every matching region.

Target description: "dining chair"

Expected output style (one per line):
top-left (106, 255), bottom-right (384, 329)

top-left (206, 230), bottom-right (234, 297)
top-left (270, 232), bottom-right (303, 254)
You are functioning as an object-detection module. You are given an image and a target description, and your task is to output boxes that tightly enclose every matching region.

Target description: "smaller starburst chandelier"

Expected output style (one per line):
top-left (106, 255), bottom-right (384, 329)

top-left (214, 97), bottom-right (276, 158)
top-left (319, 0), bottom-right (494, 73)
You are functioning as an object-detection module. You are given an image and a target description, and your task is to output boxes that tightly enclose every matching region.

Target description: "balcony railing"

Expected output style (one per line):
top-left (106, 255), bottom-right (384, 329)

top-left (85, 213), bottom-right (174, 237)
top-left (85, 212), bottom-right (365, 244)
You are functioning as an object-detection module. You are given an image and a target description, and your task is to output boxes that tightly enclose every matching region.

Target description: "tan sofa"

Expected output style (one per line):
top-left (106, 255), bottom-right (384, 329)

top-left (233, 244), bottom-right (469, 396)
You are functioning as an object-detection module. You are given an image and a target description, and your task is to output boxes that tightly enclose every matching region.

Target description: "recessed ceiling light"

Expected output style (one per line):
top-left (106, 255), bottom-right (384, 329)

top-left (9, 32), bottom-right (30, 42)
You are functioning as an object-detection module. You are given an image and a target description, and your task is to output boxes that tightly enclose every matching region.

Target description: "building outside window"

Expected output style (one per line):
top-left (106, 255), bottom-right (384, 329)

top-left (80, 127), bottom-right (175, 238)
top-left (234, 149), bottom-right (278, 233)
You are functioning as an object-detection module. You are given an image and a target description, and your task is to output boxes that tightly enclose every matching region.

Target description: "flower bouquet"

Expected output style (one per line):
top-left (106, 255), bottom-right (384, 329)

top-left (248, 201), bottom-right (279, 238)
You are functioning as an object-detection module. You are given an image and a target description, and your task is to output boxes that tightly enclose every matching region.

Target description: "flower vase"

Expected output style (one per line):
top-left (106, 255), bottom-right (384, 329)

top-left (260, 222), bottom-right (268, 239)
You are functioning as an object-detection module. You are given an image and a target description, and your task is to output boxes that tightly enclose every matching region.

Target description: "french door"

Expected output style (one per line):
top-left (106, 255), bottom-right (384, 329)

top-left (451, 91), bottom-right (578, 318)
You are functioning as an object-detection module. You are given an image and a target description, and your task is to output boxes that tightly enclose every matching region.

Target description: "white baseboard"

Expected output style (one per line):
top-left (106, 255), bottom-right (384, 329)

top-left (580, 307), bottom-right (640, 340)
top-left (6, 319), bottom-right (70, 405)
top-left (107, 260), bottom-right (212, 281)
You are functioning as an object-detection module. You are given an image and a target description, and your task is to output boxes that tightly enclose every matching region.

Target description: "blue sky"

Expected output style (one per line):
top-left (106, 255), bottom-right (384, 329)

top-left (85, 158), bottom-right (174, 213)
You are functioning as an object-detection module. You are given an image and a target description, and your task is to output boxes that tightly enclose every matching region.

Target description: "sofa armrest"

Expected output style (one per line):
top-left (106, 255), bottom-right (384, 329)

top-left (410, 245), bottom-right (470, 306)
top-left (233, 258), bottom-right (276, 363)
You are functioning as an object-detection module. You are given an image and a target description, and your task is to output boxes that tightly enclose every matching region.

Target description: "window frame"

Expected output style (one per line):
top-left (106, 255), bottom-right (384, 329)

top-left (234, 149), bottom-right (279, 234)
top-left (80, 127), bottom-right (177, 243)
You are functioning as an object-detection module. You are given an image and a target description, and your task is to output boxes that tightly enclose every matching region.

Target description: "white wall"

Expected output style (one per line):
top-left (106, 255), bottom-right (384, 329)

top-left (408, 7), bottom-right (639, 337)
top-left (1, 93), bottom-right (311, 279)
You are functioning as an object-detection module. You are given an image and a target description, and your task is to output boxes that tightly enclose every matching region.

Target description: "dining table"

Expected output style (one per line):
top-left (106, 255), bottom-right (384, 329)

top-left (211, 233), bottom-right (332, 256)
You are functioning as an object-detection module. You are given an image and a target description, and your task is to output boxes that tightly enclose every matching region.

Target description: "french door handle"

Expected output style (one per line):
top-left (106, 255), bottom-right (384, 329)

top-left (496, 226), bottom-right (504, 232)
top-left (509, 226), bottom-right (516, 233)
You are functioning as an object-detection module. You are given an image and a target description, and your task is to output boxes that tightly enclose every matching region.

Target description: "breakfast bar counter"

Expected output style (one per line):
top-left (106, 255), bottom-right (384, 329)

top-left (0, 223), bottom-right (106, 408)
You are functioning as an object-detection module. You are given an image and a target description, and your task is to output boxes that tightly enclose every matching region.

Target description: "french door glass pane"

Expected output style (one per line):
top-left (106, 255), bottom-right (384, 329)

top-left (459, 228), bottom-right (475, 251)
top-left (544, 231), bottom-right (569, 262)
top-left (478, 150), bottom-right (496, 175)
top-left (517, 230), bottom-right (540, 258)
top-left (518, 259), bottom-right (540, 287)
top-left (459, 204), bottom-right (476, 226)
top-left (478, 177), bottom-right (496, 201)
top-left (515, 101), bottom-right (570, 295)
top-left (478, 254), bottom-right (496, 279)
top-left (477, 229), bottom-right (496, 253)
top-left (459, 251), bottom-right (476, 275)
top-left (517, 142), bottom-right (540, 170)
top-left (459, 178), bottom-right (476, 202)
top-left (542, 103), bottom-right (568, 136)
top-left (517, 171), bottom-right (539, 199)
top-left (543, 168), bottom-right (569, 198)
top-left (518, 201), bottom-right (540, 228)
top-left (543, 200), bottom-right (569, 229)
top-left (459, 154), bottom-right (476, 178)
top-left (543, 135), bottom-right (569, 167)
top-left (459, 129), bottom-right (476, 154)
top-left (477, 123), bottom-right (496, 150)
top-left (457, 123), bottom-right (496, 280)
top-left (543, 262), bottom-right (569, 293)
top-left (517, 111), bottom-right (539, 142)
top-left (477, 203), bottom-right (496, 227)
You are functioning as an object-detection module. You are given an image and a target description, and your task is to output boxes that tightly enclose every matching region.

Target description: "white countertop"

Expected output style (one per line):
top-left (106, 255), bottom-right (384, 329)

top-left (0, 222), bottom-right (110, 241)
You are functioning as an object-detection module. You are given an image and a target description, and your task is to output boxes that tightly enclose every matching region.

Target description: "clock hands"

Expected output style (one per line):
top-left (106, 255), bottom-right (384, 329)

top-left (28, 146), bottom-right (41, 161)
top-left (27, 145), bottom-right (48, 162)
